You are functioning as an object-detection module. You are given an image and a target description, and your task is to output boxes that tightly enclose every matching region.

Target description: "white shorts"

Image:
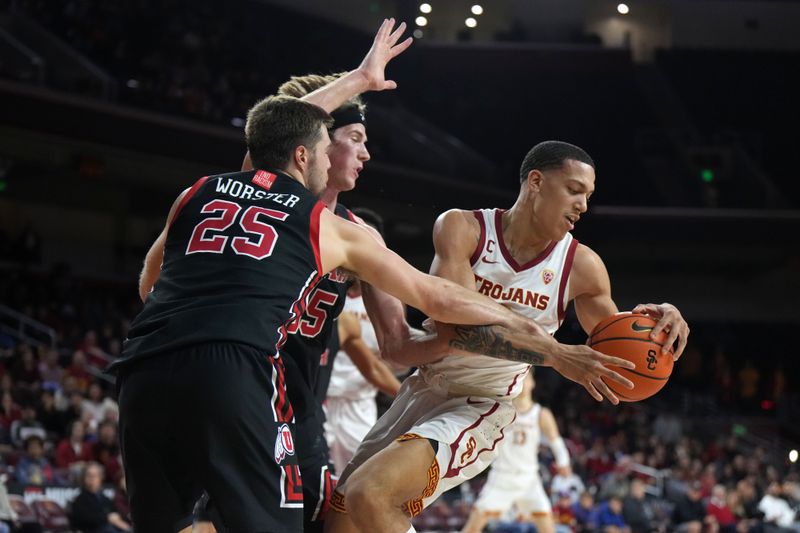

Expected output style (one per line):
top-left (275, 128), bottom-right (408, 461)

top-left (324, 396), bottom-right (377, 476)
top-left (475, 468), bottom-right (552, 518)
top-left (336, 373), bottom-right (516, 516)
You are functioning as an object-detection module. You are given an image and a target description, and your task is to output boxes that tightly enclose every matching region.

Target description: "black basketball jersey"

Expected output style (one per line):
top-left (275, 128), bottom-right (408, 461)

top-left (280, 203), bottom-right (354, 426)
top-left (114, 169), bottom-right (326, 368)
top-left (314, 318), bottom-right (340, 406)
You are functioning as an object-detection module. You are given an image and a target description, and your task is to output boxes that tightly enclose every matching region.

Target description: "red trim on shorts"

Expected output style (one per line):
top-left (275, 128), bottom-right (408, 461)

top-left (169, 176), bottom-right (209, 227)
top-left (445, 400), bottom-right (509, 478)
top-left (495, 210), bottom-right (558, 272)
top-left (309, 201), bottom-right (326, 275)
top-left (505, 366), bottom-right (531, 396)
top-left (557, 238), bottom-right (579, 323)
top-left (469, 210), bottom-right (487, 266)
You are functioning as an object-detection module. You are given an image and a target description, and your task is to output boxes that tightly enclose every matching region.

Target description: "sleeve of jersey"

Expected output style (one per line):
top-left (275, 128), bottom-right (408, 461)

top-left (168, 176), bottom-right (210, 227)
top-left (309, 200), bottom-right (326, 275)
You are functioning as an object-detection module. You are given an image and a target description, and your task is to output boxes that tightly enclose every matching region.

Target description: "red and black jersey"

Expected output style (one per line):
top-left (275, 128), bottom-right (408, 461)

top-left (114, 169), bottom-right (325, 368)
top-left (281, 203), bottom-right (354, 431)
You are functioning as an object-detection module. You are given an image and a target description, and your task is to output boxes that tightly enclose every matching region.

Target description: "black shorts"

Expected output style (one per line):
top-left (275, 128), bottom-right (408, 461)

top-left (295, 416), bottom-right (337, 533)
top-left (117, 343), bottom-right (303, 533)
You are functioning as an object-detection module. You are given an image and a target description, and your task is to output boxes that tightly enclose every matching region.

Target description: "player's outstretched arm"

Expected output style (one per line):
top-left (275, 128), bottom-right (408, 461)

top-left (338, 312), bottom-right (402, 397)
top-left (138, 188), bottom-right (190, 302)
top-left (301, 18), bottom-right (412, 112)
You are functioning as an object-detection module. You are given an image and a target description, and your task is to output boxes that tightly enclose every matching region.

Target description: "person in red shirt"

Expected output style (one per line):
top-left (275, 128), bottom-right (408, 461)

top-left (707, 485), bottom-right (737, 533)
top-left (55, 420), bottom-right (94, 469)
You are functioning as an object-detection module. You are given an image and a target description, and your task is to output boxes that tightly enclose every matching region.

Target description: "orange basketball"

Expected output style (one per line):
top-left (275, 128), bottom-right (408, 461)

top-left (588, 312), bottom-right (674, 402)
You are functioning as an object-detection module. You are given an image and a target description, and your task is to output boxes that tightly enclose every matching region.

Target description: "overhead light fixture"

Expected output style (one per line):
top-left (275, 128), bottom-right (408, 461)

top-left (465, 17), bottom-right (477, 28)
top-left (415, 15), bottom-right (428, 26)
top-left (471, 5), bottom-right (483, 15)
top-left (617, 3), bottom-right (630, 14)
top-left (420, 3), bottom-right (432, 13)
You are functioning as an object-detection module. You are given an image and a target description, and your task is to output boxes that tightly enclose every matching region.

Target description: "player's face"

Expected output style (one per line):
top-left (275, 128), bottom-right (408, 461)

top-left (534, 159), bottom-right (595, 240)
top-left (307, 126), bottom-right (332, 196)
top-left (326, 123), bottom-right (370, 193)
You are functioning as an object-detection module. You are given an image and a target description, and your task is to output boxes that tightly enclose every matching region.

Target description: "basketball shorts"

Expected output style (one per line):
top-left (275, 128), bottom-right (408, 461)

top-left (337, 373), bottom-right (516, 515)
top-left (117, 343), bottom-right (303, 533)
top-left (475, 468), bottom-right (552, 518)
top-left (324, 396), bottom-right (378, 475)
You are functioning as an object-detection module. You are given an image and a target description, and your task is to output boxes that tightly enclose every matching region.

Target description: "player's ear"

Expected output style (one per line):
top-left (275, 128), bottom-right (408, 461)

top-left (294, 145), bottom-right (308, 171)
top-left (526, 169), bottom-right (543, 193)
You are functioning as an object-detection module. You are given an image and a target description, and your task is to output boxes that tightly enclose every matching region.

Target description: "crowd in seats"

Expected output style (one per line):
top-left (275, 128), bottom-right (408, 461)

top-left (413, 375), bottom-right (800, 533)
top-left (0, 264), bottom-right (135, 532)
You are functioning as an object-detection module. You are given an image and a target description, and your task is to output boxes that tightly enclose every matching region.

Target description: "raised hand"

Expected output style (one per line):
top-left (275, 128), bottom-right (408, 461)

top-left (632, 302), bottom-right (690, 360)
top-left (357, 18), bottom-right (413, 92)
top-left (550, 344), bottom-right (635, 404)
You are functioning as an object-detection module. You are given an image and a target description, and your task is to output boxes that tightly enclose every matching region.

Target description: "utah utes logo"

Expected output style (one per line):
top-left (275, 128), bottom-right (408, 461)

top-left (274, 424), bottom-right (296, 464)
top-left (460, 436), bottom-right (477, 464)
top-left (542, 269), bottom-right (555, 285)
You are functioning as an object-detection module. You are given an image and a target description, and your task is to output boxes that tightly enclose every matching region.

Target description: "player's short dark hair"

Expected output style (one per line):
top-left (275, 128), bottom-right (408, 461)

top-left (278, 73), bottom-right (367, 115)
top-left (351, 207), bottom-right (385, 237)
top-left (245, 95), bottom-right (333, 171)
top-left (519, 140), bottom-right (595, 183)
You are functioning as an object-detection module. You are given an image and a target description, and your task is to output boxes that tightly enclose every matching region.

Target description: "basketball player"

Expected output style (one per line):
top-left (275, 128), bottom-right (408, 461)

top-left (122, 23), bottom-right (635, 533)
top-left (326, 140), bottom-right (690, 533)
top-left (461, 371), bottom-right (570, 533)
top-left (325, 280), bottom-right (401, 474)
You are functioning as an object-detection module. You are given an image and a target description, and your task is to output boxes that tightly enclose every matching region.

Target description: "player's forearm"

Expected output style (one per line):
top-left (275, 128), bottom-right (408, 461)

top-left (300, 70), bottom-right (370, 113)
top-left (138, 235), bottom-right (165, 302)
top-left (366, 362), bottom-right (402, 397)
top-left (442, 323), bottom-right (562, 366)
top-left (361, 283), bottom-right (412, 354)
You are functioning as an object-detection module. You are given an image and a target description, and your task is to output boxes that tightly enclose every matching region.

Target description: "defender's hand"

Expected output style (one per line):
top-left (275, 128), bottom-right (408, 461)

top-left (357, 18), bottom-right (413, 92)
top-left (632, 302), bottom-right (690, 360)
top-left (550, 344), bottom-right (635, 405)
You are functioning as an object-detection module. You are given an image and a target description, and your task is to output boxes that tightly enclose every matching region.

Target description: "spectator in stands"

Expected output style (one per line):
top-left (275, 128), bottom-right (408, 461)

top-left (10, 346), bottom-right (40, 388)
top-left (733, 479), bottom-right (764, 530)
top-left (574, 491), bottom-right (597, 532)
top-left (91, 421), bottom-right (121, 483)
top-left (595, 495), bottom-right (630, 533)
top-left (37, 349), bottom-right (63, 388)
top-left (672, 481), bottom-right (712, 533)
top-left (111, 474), bottom-right (130, 524)
top-left (758, 481), bottom-right (796, 532)
top-left (552, 465), bottom-right (586, 506)
top-left (36, 389), bottom-right (65, 440)
top-left (54, 375), bottom-right (78, 411)
top-left (55, 420), bottom-right (93, 470)
top-left (15, 435), bottom-right (57, 486)
top-left (623, 478), bottom-right (659, 533)
top-left (69, 462), bottom-right (131, 533)
top-left (553, 491), bottom-right (577, 533)
top-left (65, 351), bottom-right (91, 393)
top-left (10, 404), bottom-right (46, 449)
top-left (78, 331), bottom-right (110, 369)
top-left (707, 484), bottom-right (737, 533)
top-left (0, 392), bottom-right (20, 436)
top-left (599, 457), bottom-right (633, 501)
top-left (82, 382), bottom-right (116, 428)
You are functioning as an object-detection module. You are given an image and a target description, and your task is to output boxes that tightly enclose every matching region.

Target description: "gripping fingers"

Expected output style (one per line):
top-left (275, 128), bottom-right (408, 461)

top-left (664, 326), bottom-right (680, 355)
top-left (594, 379), bottom-right (621, 405)
top-left (583, 381), bottom-right (603, 402)
top-left (602, 367), bottom-right (634, 390)
top-left (600, 354), bottom-right (635, 370)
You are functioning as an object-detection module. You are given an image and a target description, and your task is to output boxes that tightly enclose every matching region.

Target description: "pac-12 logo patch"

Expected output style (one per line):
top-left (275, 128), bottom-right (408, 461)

top-left (542, 269), bottom-right (555, 285)
top-left (252, 170), bottom-right (277, 190)
top-left (274, 423), bottom-right (295, 464)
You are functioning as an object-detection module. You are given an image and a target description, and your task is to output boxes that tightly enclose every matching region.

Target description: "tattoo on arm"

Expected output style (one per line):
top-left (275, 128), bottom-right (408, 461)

top-left (448, 325), bottom-right (545, 365)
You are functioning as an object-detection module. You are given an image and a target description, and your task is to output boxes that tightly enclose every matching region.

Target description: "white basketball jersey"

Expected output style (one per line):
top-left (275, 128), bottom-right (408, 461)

top-left (327, 296), bottom-right (379, 401)
top-left (492, 403), bottom-right (542, 474)
top-left (421, 208), bottom-right (578, 398)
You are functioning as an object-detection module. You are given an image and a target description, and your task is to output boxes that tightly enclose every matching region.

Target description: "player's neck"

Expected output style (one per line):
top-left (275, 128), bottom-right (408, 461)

top-left (502, 203), bottom-right (552, 260)
top-left (319, 188), bottom-right (340, 212)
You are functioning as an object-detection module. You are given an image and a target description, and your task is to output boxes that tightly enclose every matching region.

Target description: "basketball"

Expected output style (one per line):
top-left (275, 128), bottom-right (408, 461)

top-left (588, 312), bottom-right (674, 402)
